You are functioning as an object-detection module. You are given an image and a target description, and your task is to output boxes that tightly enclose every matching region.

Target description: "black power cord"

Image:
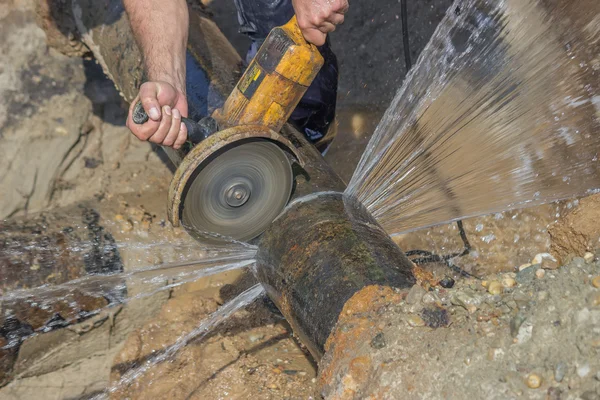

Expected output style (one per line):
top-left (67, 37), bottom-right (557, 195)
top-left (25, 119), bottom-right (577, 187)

top-left (399, 2), bottom-right (473, 278)
top-left (400, 0), bottom-right (412, 71)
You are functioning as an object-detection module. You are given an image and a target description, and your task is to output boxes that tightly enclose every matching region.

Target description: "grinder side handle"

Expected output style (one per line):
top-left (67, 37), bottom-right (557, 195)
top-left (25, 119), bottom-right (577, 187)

top-left (132, 102), bottom-right (218, 144)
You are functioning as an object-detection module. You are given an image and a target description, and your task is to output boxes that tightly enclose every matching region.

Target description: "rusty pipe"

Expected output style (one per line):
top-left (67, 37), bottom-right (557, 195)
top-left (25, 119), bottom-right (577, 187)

top-left (255, 192), bottom-right (416, 360)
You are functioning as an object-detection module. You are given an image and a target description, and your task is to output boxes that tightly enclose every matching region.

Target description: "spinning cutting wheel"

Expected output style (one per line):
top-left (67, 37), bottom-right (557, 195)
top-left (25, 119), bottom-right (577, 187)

top-left (181, 141), bottom-right (293, 242)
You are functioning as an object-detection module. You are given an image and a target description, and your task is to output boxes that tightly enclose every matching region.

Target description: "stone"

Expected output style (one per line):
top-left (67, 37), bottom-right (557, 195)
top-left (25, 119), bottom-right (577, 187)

top-left (531, 253), bottom-right (560, 270)
top-left (577, 363), bottom-right (590, 378)
top-left (554, 362), bottom-right (567, 382)
top-left (519, 263), bottom-right (533, 271)
top-left (439, 277), bottom-right (455, 288)
top-left (370, 333), bottom-right (386, 349)
top-left (580, 391), bottom-right (600, 400)
top-left (547, 387), bottom-right (562, 400)
top-left (590, 293), bottom-right (600, 307)
top-left (422, 292), bottom-right (439, 305)
top-left (406, 315), bottom-right (425, 327)
top-left (592, 276), bottom-right (600, 289)
top-left (525, 373), bottom-right (542, 389)
top-left (502, 276), bottom-right (517, 288)
top-left (452, 290), bottom-right (482, 313)
top-left (488, 281), bottom-right (504, 295)
top-left (536, 269), bottom-right (546, 279)
top-left (406, 285), bottom-right (426, 305)
top-left (510, 312), bottom-right (527, 338)
top-left (584, 252), bottom-right (595, 263)
top-left (516, 265), bottom-right (538, 284)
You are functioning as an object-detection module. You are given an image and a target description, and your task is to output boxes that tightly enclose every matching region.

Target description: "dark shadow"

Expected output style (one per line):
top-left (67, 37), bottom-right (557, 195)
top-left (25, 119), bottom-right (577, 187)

top-left (82, 59), bottom-right (128, 126)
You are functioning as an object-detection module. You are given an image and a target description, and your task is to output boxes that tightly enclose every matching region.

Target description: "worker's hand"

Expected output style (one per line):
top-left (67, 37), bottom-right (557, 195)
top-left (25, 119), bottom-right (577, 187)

top-left (293, 0), bottom-right (348, 46)
top-left (126, 81), bottom-right (189, 149)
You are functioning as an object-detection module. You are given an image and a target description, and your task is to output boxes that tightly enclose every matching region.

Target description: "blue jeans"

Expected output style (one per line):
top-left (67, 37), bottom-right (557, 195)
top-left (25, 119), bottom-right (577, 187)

top-left (233, 0), bottom-right (338, 146)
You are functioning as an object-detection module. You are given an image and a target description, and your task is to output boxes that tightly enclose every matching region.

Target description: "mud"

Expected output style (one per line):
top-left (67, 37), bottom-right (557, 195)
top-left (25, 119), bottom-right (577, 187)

top-left (109, 272), bottom-right (318, 400)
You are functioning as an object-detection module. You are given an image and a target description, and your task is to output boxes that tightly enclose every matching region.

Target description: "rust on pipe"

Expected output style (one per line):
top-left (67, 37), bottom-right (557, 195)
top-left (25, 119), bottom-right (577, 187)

top-left (255, 192), bottom-right (416, 360)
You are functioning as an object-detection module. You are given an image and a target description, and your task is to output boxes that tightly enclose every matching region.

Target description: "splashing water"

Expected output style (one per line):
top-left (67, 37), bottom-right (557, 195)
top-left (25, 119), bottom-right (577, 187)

top-left (347, 0), bottom-right (600, 236)
top-left (94, 283), bottom-right (265, 400)
top-left (0, 207), bottom-right (258, 351)
top-left (0, 258), bottom-right (256, 350)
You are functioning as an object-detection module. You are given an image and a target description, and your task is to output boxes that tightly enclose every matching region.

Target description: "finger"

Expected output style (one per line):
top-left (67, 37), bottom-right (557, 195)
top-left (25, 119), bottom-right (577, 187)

top-left (173, 122), bottom-right (188, 150)
top-left (326, 12), bottom-right (345, 26)
top-left (139, 82), bottom-right (162, 121)
top-left (318, 21), bottom-right (337, 34)
top-left (333, 0), bottom-right (349, 13)
top-left (148, 105), bottom-right (172, 144)
top-left (162, 108), bottom-right (182, 147)
top-left (302, 27), bottom-right (327, 46)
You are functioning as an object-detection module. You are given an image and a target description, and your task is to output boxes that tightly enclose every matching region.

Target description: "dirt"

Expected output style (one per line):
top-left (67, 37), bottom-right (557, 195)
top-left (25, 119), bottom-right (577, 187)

top-left (549, 194), bottom-right (600, 264)
top-left (109, 272), bottom-right (318, 400)
top-left (320, 254), bottom-right (600, 400)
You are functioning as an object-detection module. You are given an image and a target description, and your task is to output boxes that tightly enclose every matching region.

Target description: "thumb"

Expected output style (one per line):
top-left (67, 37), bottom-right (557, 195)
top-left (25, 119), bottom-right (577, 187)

top-left (139, 82), bottom-right (162, 121)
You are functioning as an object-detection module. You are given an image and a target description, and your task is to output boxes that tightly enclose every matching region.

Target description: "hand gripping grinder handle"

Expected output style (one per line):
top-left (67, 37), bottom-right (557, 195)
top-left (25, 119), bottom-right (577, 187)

top-left (131, 102), bottom-right (218, 144)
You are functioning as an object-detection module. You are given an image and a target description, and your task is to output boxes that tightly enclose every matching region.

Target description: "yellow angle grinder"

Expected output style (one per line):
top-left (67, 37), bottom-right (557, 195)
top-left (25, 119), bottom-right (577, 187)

top-left (133, 16), bottom-right (323, 242)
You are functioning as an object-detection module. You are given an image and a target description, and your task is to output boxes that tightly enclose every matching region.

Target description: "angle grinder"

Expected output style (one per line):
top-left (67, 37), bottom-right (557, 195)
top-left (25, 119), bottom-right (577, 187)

top-left (133, 16), bottom-right (324, 243)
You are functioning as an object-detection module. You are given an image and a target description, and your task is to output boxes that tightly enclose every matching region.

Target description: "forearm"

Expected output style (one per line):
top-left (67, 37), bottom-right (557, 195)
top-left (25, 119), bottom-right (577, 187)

top-left (124, 0), bottom-right (189, 92)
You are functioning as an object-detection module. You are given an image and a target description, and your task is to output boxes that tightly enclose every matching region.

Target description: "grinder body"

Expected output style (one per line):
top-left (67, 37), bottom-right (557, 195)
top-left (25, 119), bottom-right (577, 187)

top-left (214, 16), bottom-right (324, 132)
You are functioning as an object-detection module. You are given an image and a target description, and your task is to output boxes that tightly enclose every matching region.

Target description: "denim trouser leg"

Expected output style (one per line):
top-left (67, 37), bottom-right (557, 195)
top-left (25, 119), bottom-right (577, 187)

top-left (233, 0), bottom-right (338, 144)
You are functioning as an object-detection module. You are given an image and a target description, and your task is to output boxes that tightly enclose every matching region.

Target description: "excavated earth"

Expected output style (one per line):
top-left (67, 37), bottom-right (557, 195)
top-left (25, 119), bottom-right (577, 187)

top-left (1, 0), bottom-right (600, 399)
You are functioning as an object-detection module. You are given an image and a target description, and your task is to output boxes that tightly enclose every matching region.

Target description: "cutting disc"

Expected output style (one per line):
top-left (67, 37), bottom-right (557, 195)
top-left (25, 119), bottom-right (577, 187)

top-left (181, 140), bottom-right (293, 242)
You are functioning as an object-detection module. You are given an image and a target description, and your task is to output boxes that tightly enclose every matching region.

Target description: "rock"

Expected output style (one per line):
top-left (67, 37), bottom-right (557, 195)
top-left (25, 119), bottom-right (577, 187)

top-left (532, 253), bottom-right (559, 270)
top-left (452, 290), bottom-right (482, 313)
top-left (592, 276), bottom-right (600, 288)
top-left (422, 292), bottom-right (439, 305)
top-left (248, 334), bottom-right (265, 343)
top-left (580, 391), bottom-right (600, 400)
top-left (487, 281), bottom-right (503, 295)
top-left (502, 276), bottom-right (517, 288)
top-left (525, 373), bottom-right (542, 389)
top-left (406, 315), bottom-right (425, 327)
top-left (510, 312), bottom-right (527, 337)
top-left (406, 285), bottom-right (426, 305)
top-left (535, 269), bottom-right (546, 279)
top-left (370, 333), bottom-right (386, 349)
top-left (420, 307), bottom-right (450, 328)
top-left (584, 252), bottom-right (595, 263)
top-left (519, 263), bottom-right (533, 271)
top-left (590, 293), bottom-right (600, 307)
top-left (547, 387), bottom-right (562, 400)
top-left (439, 277), bottom-right (455, 288)
top-left (577, 363), bottom-right (590, 378)
top-left (516, 265), bottom-right (538, 284)
top-left (554, 362), bottom-right (567, 382)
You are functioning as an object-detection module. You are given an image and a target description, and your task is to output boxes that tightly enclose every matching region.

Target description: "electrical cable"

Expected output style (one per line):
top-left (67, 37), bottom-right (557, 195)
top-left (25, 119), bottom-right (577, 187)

top-left (401, 0), bottom-right (412, 71)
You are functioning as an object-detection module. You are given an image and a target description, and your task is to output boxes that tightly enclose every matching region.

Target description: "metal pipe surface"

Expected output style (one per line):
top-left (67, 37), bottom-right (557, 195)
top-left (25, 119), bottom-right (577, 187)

top-left (255, 192), bottom-right (416, 360)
